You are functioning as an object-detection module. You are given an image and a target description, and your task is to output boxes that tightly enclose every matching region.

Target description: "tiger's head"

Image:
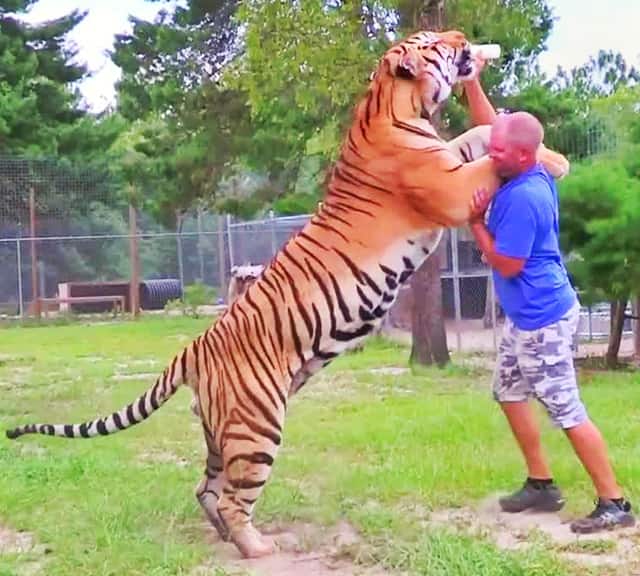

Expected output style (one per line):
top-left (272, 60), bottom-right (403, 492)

top-left (372, 30), bottom-right (476, 120)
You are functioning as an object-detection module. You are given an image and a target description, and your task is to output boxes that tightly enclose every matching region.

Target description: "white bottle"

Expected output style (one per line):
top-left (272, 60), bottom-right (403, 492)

top-left (470, 44), bottom-right (501, 60)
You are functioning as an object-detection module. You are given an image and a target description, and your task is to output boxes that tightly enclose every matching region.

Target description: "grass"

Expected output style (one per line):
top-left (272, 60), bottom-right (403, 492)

top-left (1, 316), bottom-right (639, 575)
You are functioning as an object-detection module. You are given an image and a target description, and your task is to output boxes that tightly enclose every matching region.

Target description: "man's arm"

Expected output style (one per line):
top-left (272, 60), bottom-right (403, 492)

top-left (462, 78), bottom-right (497, 127)
top-left (469, 188), bottom-right (526, 278)
top-left (462, 57), bottom-right (497, 126)
top-left (469, 221), bottom-right (525, 278)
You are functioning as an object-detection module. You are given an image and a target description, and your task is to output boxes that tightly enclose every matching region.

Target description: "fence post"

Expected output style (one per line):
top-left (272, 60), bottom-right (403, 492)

top-left (16, 236), bottom-right (24, 318)
top-left (197, 205), bottom-right (205, 282)
top-left (269, 209), bottom-right (278, 256)
top-left (29, 187), bottom-right (40, 318)
top-left (217, 215), bottom-right (227, 299)
top-left (128, 203), bottom-right (140, 316)
top-left (226, 214), bottom-right (235, 269)
top-left (451, 227), bottom-right (462, 352)
top-left (175, 211), bottom-right (185, 296)
top-left (489, 273), bottom-right (497, 352)
top-left (38, 261), bottom-right (45, 301)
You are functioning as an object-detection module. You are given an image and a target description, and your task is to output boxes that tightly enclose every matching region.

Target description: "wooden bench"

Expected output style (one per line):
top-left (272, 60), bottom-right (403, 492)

top-left (40, 295), bottom-right (126, 317)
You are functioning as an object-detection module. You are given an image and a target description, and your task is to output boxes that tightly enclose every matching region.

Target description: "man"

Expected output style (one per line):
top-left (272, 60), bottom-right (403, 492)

top-left (459, 71), bottom-right (634, 534)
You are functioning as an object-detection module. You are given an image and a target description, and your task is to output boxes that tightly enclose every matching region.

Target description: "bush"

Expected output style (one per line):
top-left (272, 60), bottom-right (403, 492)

top-left (164, 281), bottom-right (217, 317)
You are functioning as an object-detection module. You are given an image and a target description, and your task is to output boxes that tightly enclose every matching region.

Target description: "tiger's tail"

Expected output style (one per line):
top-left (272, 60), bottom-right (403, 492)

top-left (6, 339), bottom-right (198, 440)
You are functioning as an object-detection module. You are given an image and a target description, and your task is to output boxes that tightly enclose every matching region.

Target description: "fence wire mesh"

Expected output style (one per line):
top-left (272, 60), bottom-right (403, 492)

top-left (0, 150), bottom-right (631, 350)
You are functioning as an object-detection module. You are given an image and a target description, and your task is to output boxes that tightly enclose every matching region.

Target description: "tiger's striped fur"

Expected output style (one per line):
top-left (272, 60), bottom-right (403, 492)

top-left (6, 29), bottom-right (570, 558)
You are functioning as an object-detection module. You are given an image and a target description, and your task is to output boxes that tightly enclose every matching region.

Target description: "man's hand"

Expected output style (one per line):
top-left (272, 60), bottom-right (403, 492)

top-left (468, 190), bottom-right (526, 279)
top-left (469, 187), bottom-right (491, 224)
top-left (462, 55), bottom-right (488, 86)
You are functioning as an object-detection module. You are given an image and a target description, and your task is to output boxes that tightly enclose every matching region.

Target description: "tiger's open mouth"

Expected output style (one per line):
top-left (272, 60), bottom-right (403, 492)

top-left (456, 49), bottom-right (474, 79)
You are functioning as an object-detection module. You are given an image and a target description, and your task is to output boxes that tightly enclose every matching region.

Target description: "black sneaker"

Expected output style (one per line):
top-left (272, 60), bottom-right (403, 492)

top-left (570, 498), bottom-right (635, 534)
top-left (499, 479), bottom-right (565, 513)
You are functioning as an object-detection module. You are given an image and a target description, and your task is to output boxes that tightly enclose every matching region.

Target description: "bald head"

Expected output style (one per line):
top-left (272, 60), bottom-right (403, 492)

top-left (497, 112), bottom-right (544, 152)
top-left (489, 111), bottom-right (545, 178)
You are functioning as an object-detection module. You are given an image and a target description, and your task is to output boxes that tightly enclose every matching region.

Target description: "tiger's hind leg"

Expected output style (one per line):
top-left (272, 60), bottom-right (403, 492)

top-left (217, 431), bottom-right (281, 558)
top-left (196, 427), bottom-right (230, 542)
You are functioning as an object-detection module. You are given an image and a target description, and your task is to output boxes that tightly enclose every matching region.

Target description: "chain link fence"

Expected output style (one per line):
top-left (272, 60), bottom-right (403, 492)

top-left (0, 154), bottom-right (631, 352)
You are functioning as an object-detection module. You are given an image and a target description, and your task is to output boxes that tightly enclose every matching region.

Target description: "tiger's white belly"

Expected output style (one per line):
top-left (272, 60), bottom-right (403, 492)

top-left (289, 227), bottom-right (442, 395)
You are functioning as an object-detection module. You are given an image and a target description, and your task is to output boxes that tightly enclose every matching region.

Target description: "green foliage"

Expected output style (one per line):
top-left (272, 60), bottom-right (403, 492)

top-left (0, 3), bottom-right (90, 156)
top-left (399, 0), bottom-right (555, 136)
top-left (111, 3), bottom-right (251, 223)
top-left (447, 0), bottom-right (553, 85)
top-left (592, 85), bottom-right (640, 146)
top-left (165, 281), bottom-right (217, 317)
top-left (232, 1), bottom-right (388, 176)
top-left (107, 0), bottom-right (636, 220)
top-left (557, 85), bottom-right (640, 305)
top-left (559, 156), bottom-right (640, 304)
top-left (233, 0), bottom-right (557, 180)
top-left (184, 281), bottom-right (216, 307)
top-left (496, 50), bottom-right (639, 160)
top-left (273, 191), bottom-right (320, 216)
top-left (553, 50), bottom-right (640, 98)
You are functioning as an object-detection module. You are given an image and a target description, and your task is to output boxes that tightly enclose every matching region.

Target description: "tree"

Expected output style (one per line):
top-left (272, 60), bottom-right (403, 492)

top-left (398, 0), bottom-right (555, 366)
top-left (0, 1), bottom-right (126, 230)
top-left (405, 0), bottom-right (450, 366)
top-left (397, 0), bottom-right (554, 138)
top-left (558, 157), bottom-right (640, 366)
top-left (0, 1), bottom-right (89, 155)
top-left (552, 50), bottom-right (640, 99)
top-left (112, 1), bottom-right (252, 223)
top-left (232, 1), bottom-right (390, 183)
top-left (496, 50), bottom-right (640, 161)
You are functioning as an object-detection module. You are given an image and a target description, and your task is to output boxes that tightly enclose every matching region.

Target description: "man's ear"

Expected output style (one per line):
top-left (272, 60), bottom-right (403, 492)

top-left (519, 149), bottom-right (534, 165)
top-left (396, 51), bottom-right (419, 79)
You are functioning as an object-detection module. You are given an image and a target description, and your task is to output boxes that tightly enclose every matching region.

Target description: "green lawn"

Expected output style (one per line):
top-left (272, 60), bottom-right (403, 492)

top-left (1, 317), bottom-right (638, 575)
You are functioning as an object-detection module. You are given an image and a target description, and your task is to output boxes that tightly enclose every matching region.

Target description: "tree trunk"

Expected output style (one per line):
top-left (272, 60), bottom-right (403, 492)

top-left (408, 0), bottom-right (450, 366)
top-left (606, 299), bottom-right (627, 368)
top-left (410, 244), bottom-right (450, 366)
top-left (419, 0), bottom-right (446, 30)
top-left (633, 297), bottom-right (640, 362)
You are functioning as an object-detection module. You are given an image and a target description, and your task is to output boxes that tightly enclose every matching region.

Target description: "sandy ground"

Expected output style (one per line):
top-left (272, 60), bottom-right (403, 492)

top-left (197, 521), bottom-right (400, 576)
top-left (383, 320), bottom-right (635, 359)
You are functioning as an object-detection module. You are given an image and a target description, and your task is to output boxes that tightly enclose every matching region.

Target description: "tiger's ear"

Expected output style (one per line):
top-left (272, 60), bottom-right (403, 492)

top-left (396, 51), bottom-right (419, 79)
top-left (434, 30), bottom-right (467, 48)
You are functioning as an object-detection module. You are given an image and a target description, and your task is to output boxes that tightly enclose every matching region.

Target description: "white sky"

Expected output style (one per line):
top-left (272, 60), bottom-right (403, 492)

top-left (21, 0), bottom-right (175, 112)
top-left (20, 0), bottom-right (640, 113)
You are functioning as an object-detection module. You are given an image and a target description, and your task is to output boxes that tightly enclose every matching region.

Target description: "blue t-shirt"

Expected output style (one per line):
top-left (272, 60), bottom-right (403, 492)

top-left (487, 164), bottom-right (577, 330)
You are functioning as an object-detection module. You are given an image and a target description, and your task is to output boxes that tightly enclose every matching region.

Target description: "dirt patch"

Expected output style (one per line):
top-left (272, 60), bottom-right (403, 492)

top-left (368, 367), bottom-right (410, 377)
top-left (0, 525), bottom-right (37, 555)
top-left (0, 355), bottom-right (36, 366)
top-left (197, 520), bottom-right (400, 576)
top-left (0, 523), bottom-right (49, 575)
top-left (116, 359), bottom-right (161, 369)
top-left (0, 365), bottom-right (33, 390)
top-left (112, 372), bottom-right (158, 381)
top-left (138, 450), bottom-right (191, 468)
top-left (424, 496), bottom-right (640, 570)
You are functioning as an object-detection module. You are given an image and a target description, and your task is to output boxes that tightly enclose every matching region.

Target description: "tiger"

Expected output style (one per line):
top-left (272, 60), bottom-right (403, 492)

top-left (6, 29), bottom-right (570, 559)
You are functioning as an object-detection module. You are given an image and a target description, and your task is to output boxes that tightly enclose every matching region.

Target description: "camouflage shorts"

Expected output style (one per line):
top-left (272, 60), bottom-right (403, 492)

top-left (493, 303), bottom-right (588, 429)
